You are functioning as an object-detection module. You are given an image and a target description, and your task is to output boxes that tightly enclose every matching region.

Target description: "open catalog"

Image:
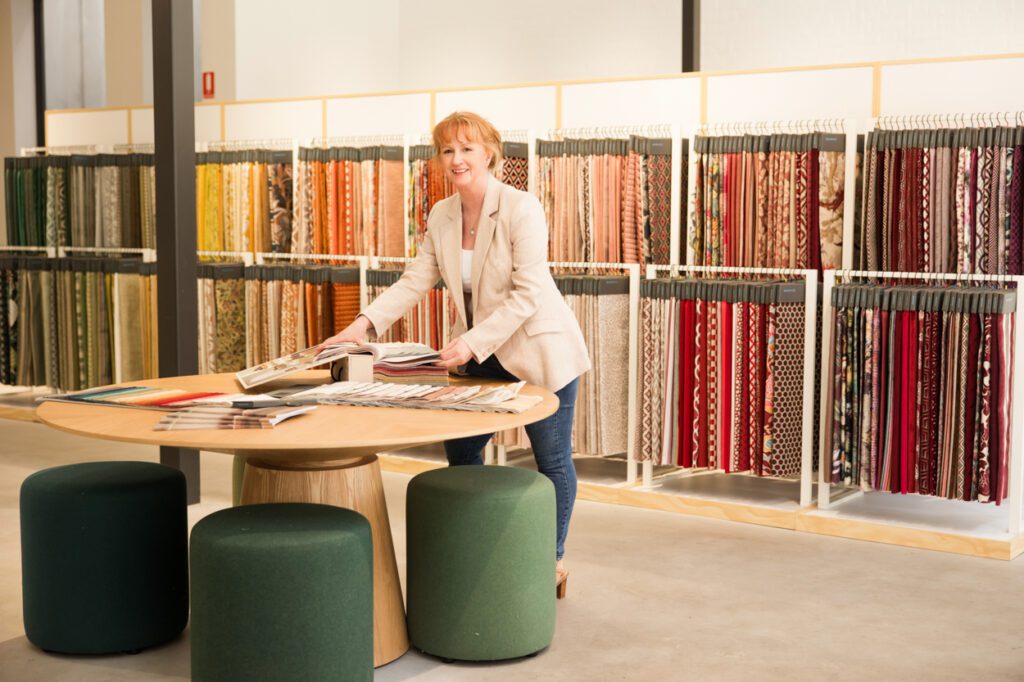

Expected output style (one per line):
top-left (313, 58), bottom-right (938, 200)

top-left (235, 342), bottom-right (442, 389)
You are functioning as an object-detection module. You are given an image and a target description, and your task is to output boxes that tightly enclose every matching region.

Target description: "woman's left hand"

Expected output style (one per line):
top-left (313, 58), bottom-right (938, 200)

top-left (438, 337), bottom-right (474, 369)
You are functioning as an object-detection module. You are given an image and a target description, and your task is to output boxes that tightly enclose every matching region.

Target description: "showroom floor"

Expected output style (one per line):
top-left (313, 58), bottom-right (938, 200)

top-left (1, 418), bottom-right (1023, 681)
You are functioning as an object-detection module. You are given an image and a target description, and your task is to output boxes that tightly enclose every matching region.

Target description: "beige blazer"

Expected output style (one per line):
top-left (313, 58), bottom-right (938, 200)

top-left (361, 176), bottom-right (590, 392)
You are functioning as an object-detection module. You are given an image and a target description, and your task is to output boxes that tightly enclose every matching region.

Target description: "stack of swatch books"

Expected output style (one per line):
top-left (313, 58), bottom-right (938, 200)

top-left (236, 341), bottom-right (446, 389)
top-left (37, 386), bottom-right (318, 430)
top-left (38, 386), bottom-right (229, 409)
top-left (369, 349), bottom-right (449, 385)
top-left (283, 380), bottom-right (543, 414)
top-left (153, 404), bottom-right (317, 431)
top-left (38, 357), bottom-right (540, 427)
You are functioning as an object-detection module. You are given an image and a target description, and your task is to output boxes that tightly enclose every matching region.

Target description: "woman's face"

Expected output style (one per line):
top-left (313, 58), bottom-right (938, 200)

top-left (438, 134), bottom-right (492, 190)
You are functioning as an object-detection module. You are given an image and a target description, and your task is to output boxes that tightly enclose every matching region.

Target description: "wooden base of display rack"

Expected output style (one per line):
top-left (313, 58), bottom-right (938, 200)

top-left (796, 511), bottom-right (1024, 560)
top-left (378, 452), bottom-right (1024, 561)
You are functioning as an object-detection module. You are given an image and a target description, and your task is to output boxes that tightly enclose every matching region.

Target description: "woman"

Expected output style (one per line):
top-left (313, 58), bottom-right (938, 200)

top-left (326, 111), bottom-right (589, 594)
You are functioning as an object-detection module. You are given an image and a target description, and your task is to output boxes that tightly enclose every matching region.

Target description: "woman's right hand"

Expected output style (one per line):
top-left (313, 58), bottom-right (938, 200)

top-left (322, 315), bottom-right (373, 346)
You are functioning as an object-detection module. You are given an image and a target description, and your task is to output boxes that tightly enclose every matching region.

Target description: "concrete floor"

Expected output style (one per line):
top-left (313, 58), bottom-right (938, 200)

top-left (2, 419), bottom-right (1024, 681)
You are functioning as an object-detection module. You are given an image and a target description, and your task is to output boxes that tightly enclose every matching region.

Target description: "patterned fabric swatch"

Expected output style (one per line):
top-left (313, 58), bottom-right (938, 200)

top-left (294, 147), bottom-right (405, 257)
top-left (829, 284), bottom-right (1012, 503)
top-left (859, 126), bottom-right (1024, 274)
top-left (499, 156), bottom-right (529, 192)
top-left (691, 134), bottom-right (848, 271)
top-left (5, 155), bottom-right (157, 250)
top-left (537, 136), bottom-right (681, 265)
top-left (214, 277), bottom-right (246, 373)
top-left (636, 278), bottom-right (814, 479)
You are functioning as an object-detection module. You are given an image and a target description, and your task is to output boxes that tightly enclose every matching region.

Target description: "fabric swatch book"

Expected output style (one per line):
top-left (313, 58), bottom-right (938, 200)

top-left (288, 380), bottom-right (542, 414)
top-left (238, 341), bottom-right (443, 389)
top-left (37, 386), bottom-right (227, 410)
top-left (326, 342), bottom-right (449, 386)
top-left (154, 405), bottom-right (317, 430)
top-left (372, 364), bottom-right (450, 385)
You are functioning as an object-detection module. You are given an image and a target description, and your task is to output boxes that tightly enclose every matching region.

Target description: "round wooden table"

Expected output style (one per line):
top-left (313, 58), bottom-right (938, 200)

top-left (35, 370), bottom-right (559, 667)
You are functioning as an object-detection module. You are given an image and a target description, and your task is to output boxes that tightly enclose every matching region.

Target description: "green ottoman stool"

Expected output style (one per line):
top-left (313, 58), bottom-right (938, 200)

top-left (190, 503), bottom-right (373, 682)
top-left (19, 461), bottom-right (188, 654)
top-left (406, 465), bottom-right (556, 661)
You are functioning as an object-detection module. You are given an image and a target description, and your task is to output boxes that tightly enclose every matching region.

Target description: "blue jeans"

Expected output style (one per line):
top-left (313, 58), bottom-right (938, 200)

top-left (443, 355), bottom-right (579, 560)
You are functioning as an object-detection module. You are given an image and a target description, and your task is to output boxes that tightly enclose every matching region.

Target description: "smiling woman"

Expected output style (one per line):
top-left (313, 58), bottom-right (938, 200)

top-left (433, 112), bottom-right (503, 180)
top-left (433, 114), bottom-right (499, 239)
top-left (322, 110), bottom-right (591, 595)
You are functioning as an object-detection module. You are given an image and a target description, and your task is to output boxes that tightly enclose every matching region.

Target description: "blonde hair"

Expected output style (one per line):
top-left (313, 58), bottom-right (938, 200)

top-left (432, 111), bottom-right (503, 171)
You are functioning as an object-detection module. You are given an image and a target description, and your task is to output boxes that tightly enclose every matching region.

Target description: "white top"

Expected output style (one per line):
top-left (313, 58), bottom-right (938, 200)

top-left (461, 249), bottom-right (473, 292)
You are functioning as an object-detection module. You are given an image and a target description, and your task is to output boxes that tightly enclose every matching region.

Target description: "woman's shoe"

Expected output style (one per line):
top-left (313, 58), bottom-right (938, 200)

top-left (555, 565), bottom-right (569, 599)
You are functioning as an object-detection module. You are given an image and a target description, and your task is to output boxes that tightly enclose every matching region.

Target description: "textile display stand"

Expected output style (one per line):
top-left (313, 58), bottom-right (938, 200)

top-left (20, 145), bottom-right (98, 156)
top-left (535, 123), bottom-right (684, 267)
top-left (258, 252), bottom-right (369, 309)
top-left (686, 117), bottom-right (860, 272)
top-left (0, 247), bottom-right (57, 398)
top-left (195, 138), bottom-right (295, 256)
top-left (499, 261), bottom-right (642, 488)
top-left (300, 134), bottom-right (408, 258)
top-left (621, 263), bottom-right (819, 530)
top-left (59, 246), bottom-right (156, 262)
top-left (205, 138), bottom-right (294, 152)
top-left (799, 268), bottom-right (1024, 560)
top-left (198, 250), bottom-right (254, 265)
top-left (0, 245), bottom-right (56, 257)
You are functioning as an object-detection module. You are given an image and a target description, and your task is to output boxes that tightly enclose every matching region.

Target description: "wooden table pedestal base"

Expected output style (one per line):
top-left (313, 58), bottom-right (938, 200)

top-left (239, 454), bottom-right (409, 667)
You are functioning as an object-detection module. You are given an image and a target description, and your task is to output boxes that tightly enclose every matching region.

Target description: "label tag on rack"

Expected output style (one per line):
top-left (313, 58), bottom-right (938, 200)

top-left (647, 139), bottom-right (672, 156)
top-left (503, 142), bottom-right (528, 159)
top-left (777, 282), bottom-right (805, 303)
top-left (817, 133), bottom-right (846, 152)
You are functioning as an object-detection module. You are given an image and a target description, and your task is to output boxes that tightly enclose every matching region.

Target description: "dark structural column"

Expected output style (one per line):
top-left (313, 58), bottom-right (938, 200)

top-left (682, 0), bottom-right (700, 72)
top-left (32, 0), bottom-right (45, 146)
top-left (152, 0), bottom-right (200, 503)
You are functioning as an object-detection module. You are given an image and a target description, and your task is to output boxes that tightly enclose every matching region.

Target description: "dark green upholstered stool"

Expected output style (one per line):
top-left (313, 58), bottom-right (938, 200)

top-left (190, 503), bottom-right (373, 682)
top-left (19, 461), bottom-right (188, 654)
top-left (406, 465), bottom-right (556, 661)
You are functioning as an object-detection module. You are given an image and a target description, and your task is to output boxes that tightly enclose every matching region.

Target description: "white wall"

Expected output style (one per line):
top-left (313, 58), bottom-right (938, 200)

top-left (46, 108), bottom-right (127, 146)
top-left (325, 93), bottom-right (431, 137)
top-left (200, 0), bottom-right (234, 101)
top-left (36, 0), bottom-right (1024, 114)
top-left (561, 78), bottom-right (700, 130)
top-left (66, 0), bottom-right (1024, 111)
top-left (435, 87), bottom-right (558, 134)
top-left (396, 0), bottom-right (682, 90)
top-left (43, 0), bottom-right (106, 109)
top-left (701, 0), bottom-right (1024, 71)
top-left (233, 0), bottom-right (400, 100)
top-left (880, 58), bottom-right (1024, 115)
top-left (141, 0), bottom-right (151, 104)
top-left (223, 99), bottom-right (320, 141)
top-left (230, 0), bottom-right (682, 100)
top-left (11, 0), bottom-right (35, 151)
top-left (126, 105), bottom-right (221, 145)
top-left (705, 68), bottom-right (873, 123)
